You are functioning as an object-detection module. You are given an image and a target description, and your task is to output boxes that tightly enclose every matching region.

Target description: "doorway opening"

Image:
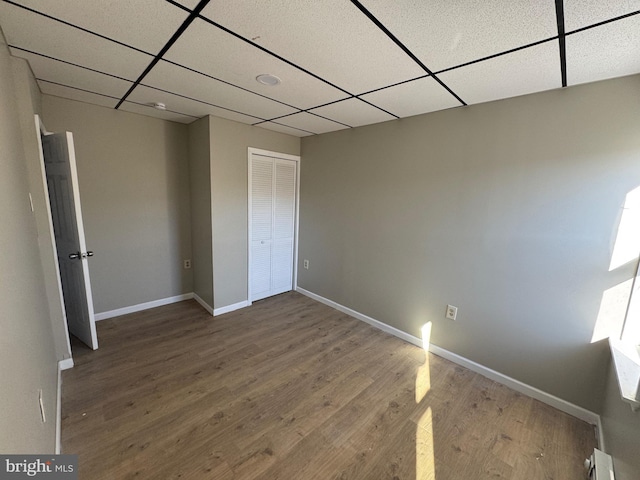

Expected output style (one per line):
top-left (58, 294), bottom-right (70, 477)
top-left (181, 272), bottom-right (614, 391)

top-left (37, 115), bottom-right (98, 352)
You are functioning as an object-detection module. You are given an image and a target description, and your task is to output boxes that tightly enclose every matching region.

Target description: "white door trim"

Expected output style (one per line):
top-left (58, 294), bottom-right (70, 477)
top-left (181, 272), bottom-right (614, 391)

top-left (247, 148), bottom-right (300, 306)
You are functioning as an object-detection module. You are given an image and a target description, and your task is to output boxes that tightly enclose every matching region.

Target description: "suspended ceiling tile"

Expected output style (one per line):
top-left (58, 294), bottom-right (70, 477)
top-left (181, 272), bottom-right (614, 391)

top-left (360, 77), bottom-right (462, 118)
top-left (7, 0), bottom-right (189, 55)
top-left (359, 0), bottom-right (557, 72)
top-left (257, 122), bottom-right (314, 138)
top-left (127, 85), bottom-right (261, 125)
top-left (0, 2), bottom-right (152, 80)
top-left (309, 98), bottom-right (395, 127)
top-left (142, 60), bottom-right (297, 120)
top-left (164, 18), bottom-right (347, 110)
top-left (119, 102), bottom-right (196, 124)
top-left (38, 80), bottom-right (119, 109)
top-left (11, 49), bottom-right (132, 98)
top-left (275, 112), bottom-right (349, 135)
top-left (171, 0), bottom-right (201, 11)
top-left (202, 0), bottom-right (424, 94)
top-left (564, 1), bottom-right (640, 32)
top-left (566, 14), bottom-right (640, 86)
top-left (438, 41), bottom-right (561, 106)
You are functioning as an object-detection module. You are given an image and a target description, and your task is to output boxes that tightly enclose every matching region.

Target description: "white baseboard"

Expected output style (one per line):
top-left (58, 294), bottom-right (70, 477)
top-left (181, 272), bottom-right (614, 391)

top-left (214, 300), bottom-right (249, 316)
top-left (58, 357), bottom-right (74, 371)
top-left (596, 416), bottom-right (606, 452)
top-left (95, 293), bottom-right (194, 321)
top-left (56, 358), bottom-right (74, 453)
top-left (296, 287), bottom-right (423, 348)
top-left (295, 286), bottom-right (601, 429)
top-left (193, 293), bottom-right (214, 316)
top-left (55, 361), bottom-right (63, 454)
top-left (426, 343), bottom-right (601, 427)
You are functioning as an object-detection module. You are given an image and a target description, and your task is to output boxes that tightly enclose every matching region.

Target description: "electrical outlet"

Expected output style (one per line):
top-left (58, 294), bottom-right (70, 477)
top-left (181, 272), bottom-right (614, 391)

top-left (446, 305), bottom-right (458, 321)
top-left (184, 259), bottom-right (191, 269)
top-left (303, 259), bottom-right (309, 269)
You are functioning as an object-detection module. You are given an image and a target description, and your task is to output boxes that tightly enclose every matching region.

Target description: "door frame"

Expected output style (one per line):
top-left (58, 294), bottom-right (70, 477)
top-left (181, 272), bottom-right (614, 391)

top-left (247, 147), bottom-right (301, 305)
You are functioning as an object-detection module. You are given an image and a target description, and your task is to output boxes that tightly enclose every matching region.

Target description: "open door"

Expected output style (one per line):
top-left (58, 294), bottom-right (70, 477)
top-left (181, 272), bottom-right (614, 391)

top-left (42, 132), bottom-right (98, 350)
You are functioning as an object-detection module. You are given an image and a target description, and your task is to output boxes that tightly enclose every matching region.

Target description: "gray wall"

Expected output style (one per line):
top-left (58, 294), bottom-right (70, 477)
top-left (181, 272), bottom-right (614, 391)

top-left (0, 33), bottom-right (58, 452)
top-left (188, 116), bottom-right (214, 308)
top-left (209, 116), bottom-right (300, 309)
top-left (11, 58), bottom-right (71, 363)
top-left (601, 361), bottom-right (640, 480)
top-left (298, 75), bottom-right (640, 413)
top-left (42, 96), bottom-right (193, 313)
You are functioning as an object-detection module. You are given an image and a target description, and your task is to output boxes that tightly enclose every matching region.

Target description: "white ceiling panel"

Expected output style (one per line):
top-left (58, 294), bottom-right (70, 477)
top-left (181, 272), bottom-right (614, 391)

top-left (164, 18), bottom-right (347, 110)
top-left (257, 122), bottom-right (314, 138)
top-left (202, 0), bottom-right (425, 94)
top-left (360, 77), bottom-right (461, 118)
top-left (565, 1), bottom-right (640, 32)
top-left (359, 0), bottom-right (557, 72)
top-left (127, 85), bottom-right (261, 125)
top-left (172, 0), bottom-right (200, 10)
top-left (0, 1), bottom-right (151, 80)
top-left (142, 60), bottom-right (297, 120)
top-left (566, 14), bottom-right (640, 86)
top-left (38, 80), bottom-right (119, 109)
top-left (1, 2), bottom-right (638, 137)
top-left (119, 102), bottom-right (196, 124)
top-left (11, 49), bottom-right (132, 98)
top-left (275, 112), bottom-right (350, 135)
top-left (309, 98), bottom-right (394, 127)
top-left (438, 41), bottom-right (561, 106)
top-left (7, 0), bottom-right (189, 55)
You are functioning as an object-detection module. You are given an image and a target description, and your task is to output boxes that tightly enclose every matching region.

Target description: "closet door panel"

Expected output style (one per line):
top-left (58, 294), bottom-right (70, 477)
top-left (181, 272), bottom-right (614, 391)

top-left (273, 160), bottom-right (296, 240)
top-left (249, 153), bottom-right (297, 302)
top-left (271, 239), bottom-right (294, 292)
top-left (251, 157), bottom-right (274, 242)
top-left (251, 242), bottom-right (272, 301)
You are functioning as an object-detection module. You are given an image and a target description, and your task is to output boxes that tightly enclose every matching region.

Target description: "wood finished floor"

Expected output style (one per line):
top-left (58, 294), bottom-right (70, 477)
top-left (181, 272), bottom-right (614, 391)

top-left (62, 292), bottom-right (597, 479)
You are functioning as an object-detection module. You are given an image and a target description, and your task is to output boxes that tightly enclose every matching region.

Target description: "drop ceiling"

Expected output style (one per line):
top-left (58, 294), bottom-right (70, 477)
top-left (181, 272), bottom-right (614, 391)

top-left (1, 0), bottom-right (639, 137)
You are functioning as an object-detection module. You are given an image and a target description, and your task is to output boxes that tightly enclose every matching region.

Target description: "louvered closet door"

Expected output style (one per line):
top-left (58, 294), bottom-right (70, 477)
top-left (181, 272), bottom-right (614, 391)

top-left (250, 155), bottom-right (297, 302)
top-left (250, 156), bottom-right (273, 300)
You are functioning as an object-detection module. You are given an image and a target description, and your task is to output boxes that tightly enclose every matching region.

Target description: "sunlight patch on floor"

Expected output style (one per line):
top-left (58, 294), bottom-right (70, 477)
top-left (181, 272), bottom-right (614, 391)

top-left (415, 407), bottom-right (436, 480)
top-left (416, 322), bottom-right (435, 478)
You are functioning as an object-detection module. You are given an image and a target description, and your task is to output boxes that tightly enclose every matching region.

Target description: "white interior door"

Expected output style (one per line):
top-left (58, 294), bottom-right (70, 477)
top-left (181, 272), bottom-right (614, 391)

top-left (250, 153), bottom-right (297, 302)
top-left (42, 132), bottom-right (98, 350)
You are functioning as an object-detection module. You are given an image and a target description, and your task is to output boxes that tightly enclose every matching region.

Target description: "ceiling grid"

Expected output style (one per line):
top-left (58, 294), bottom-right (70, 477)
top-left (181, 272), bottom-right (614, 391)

top-left (0, 0), bottom-right (638, 136)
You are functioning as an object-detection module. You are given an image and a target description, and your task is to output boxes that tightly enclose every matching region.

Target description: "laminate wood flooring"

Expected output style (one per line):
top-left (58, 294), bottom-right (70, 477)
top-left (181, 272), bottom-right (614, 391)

top-left (61, 292), bottom-right (597, 479)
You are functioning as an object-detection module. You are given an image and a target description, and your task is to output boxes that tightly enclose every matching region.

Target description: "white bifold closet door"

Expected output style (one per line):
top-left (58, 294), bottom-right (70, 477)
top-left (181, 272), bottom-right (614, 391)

top-left (250, 154), bottom-right (297, 302)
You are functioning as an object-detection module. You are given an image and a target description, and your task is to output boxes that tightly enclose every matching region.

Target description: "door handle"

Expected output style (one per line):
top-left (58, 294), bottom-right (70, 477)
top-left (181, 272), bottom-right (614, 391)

top-left (69, 251), bottom-right (93, 260)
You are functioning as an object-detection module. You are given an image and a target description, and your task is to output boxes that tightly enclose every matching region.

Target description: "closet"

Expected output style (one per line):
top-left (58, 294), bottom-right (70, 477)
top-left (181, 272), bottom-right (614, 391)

top-left (249, 151), bottom-right (298, 302)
